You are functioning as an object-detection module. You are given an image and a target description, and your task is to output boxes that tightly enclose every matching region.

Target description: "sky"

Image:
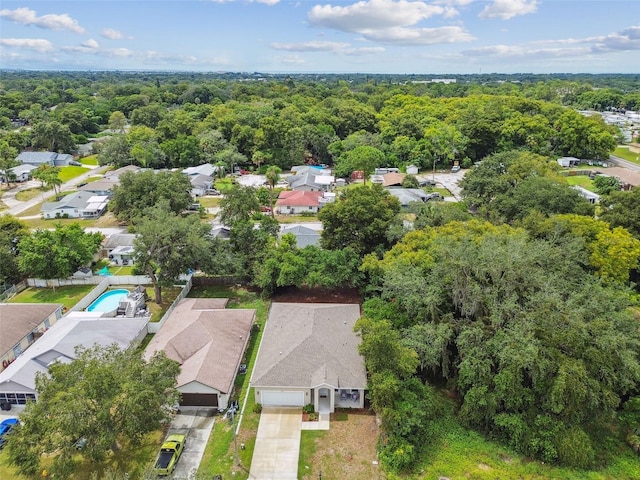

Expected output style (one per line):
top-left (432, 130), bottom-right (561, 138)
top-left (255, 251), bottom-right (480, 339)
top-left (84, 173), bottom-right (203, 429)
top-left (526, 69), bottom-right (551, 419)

top-left (0, 1), bottom-right (639, 74)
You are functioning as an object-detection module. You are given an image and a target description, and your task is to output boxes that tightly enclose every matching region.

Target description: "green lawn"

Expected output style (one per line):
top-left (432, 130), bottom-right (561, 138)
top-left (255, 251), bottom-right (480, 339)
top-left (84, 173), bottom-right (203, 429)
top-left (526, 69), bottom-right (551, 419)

top-left (81, 154), bottom-right (99, 166)
top-left (191, 285), bottom-right (270, 478)
top-left (9, 285), bottom-right (94, 309)
top-left (565, 175), bottom-right (596, 190)
top-left (276, 214), bottom-right (319, 223)
top-left (198, 196), bottom-right (222, 208)
top-left (614, 146), bottom-right (640, 165)
top-left (59, 166), bottom-right (90, 182)
top-left (146, 286), bottom-right (183, 322)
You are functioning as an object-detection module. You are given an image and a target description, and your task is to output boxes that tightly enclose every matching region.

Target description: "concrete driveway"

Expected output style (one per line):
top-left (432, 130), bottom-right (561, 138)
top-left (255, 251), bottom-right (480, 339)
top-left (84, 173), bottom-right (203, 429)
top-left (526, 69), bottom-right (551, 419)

top-left (249, 407), bottom-right (301, 480)
top-left (164, 407), bottom-right (216, 479)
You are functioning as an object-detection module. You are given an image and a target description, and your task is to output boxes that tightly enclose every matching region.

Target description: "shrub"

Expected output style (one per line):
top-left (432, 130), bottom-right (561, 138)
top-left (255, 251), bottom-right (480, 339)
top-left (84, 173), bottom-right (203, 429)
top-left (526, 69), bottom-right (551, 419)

top-left (302, 403), bottom-right (315, 414)
top-left (253, 403), bottom-right (262, 414)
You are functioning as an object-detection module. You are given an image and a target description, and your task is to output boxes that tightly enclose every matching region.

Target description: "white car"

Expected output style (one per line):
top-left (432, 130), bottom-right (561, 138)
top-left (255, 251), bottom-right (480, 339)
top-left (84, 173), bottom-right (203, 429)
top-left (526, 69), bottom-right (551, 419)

top-left (451, 165), bottom-right (461, 173)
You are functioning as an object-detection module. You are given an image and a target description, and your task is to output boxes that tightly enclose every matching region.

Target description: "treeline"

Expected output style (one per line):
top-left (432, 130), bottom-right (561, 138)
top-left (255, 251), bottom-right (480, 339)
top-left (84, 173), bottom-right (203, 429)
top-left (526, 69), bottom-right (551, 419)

top-left (0, 72), bottom-right (633, 174)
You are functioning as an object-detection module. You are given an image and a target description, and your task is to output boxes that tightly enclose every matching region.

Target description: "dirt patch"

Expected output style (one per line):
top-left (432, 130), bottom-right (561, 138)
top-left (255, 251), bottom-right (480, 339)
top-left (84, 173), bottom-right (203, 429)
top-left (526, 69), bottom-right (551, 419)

top-left (271, 286), bottom-right (362, 304)
top-left (300, 410), bottom-right (383, 480)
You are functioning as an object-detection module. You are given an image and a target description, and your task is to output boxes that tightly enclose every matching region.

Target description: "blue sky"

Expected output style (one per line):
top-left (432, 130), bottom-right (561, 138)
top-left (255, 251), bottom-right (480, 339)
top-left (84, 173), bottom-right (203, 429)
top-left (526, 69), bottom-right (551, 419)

top-left (1, 1), bottom-right (639, 73)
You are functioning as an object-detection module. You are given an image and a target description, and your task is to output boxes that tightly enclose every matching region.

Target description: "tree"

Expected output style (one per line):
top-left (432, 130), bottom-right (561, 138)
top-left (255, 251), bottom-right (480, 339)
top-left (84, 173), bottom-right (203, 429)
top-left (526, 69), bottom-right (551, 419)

top-left (4, 344), bottom-right (180, 478)
top-left (593, 175), bottom-right (621, 195)
top-left (0, 215), bottom-right (29, 287)
top-left (31, 164), bottom-right (61, 196)
top-left (265, 165), bottom-right (282, 217)
top-left (599, 188), bottom-right (640, 239)
top-left (30, 120), bottom-right (75, 152)
top-left (0, 140), bottom-right (19, 186)
top-left (97, 134), bottom-right (132, 167)
top-left (218, 184), bottom-right (261, 226)
top-left (318, 184), bottom-right (401, 256)
top-left (109, 170), bottom-right (192, 222)
top-left (133, 203), bottom-right (213, 304)
top-left (108, 110), bottom-right (127, 133)
top-left (334, 145), bottom-right (385, 184)
top-left (17, 223), bottom-right (103, 286)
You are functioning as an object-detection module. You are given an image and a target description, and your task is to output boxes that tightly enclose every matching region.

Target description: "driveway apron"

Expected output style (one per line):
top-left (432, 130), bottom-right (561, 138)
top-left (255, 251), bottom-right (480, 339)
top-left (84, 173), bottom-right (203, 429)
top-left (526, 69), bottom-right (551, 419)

top-left (250, 407), bottom-right (302, 480)
top-left (166, 407), bottom-right (216, 479)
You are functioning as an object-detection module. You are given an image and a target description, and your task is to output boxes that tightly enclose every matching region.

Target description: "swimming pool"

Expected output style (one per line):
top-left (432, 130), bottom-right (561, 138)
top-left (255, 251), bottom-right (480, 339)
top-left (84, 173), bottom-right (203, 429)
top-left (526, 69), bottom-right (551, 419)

top-left (86, 289), bottom-right (129, 312)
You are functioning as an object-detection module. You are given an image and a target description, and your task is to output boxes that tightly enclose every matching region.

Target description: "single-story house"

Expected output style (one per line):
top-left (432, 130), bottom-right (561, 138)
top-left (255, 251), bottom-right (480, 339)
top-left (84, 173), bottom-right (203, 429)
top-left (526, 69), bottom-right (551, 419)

top-left (279, 225), bottom-right (322, 248)
top-left (276, 190), bottom-right (323, 214)
top-left (381, 172), bottom-right (406, 187)
top-left (103, 233), bottom-right (136, 256)
top-left (594, 167), bottom-right (640, 190)
top-left (79, 179), bottom-right (118, 196)
top-left (144, 298), bottom-right (255, 409)
top-left (111, 245), bottom-right (135, 265)
top-left (103, 165), bottom-right (142, 182)
top-left (385, 187), bottom-right (430, 208)
top-left (557, 156), bottom-right (581, 168)
top-left (251, 303), bottom-right (367, 413)
top-left (1, 164), bottom-right (37, 183)
top-left (41, 191), bottom-right (108, 219)
top-left (183, 164), bottom-right (216, 178)
top-left (16, 151), bottom-right (74, 167)
top-left (189, 174), bottom-right (214, 197)
top-left (0, 312), bottom-right (148, 406)
top-left (0, 304), bottom-right (63, 373)
top-left (572, 186), bottom-right (600, 204)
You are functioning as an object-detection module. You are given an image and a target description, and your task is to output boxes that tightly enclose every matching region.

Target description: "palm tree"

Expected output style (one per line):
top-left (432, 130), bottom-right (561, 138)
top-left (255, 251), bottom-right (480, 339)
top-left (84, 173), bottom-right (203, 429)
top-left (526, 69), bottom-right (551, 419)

top-left (265, 166), bottom-right (282, 218)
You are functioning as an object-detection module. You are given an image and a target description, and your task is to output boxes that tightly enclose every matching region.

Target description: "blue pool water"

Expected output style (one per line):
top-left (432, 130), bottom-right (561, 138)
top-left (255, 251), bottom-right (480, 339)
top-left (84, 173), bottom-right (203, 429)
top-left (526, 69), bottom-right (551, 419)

top-left (86, 289), bottom-right (129, 312)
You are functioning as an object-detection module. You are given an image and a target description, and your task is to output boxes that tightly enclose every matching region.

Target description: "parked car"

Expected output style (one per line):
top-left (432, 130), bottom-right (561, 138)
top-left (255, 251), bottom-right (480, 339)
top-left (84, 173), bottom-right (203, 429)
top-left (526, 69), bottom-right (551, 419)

top-left (238, 363), bottom-right (247, 374)
top-left (425, 193), bottom-right (444, 201)
top-left (451, 165), bottom-right (461, 173)
top-left (0, 418), bottom-right (19, 450)
top-left (419, 179), bottom-right (436, 187)
top-left (68, 160), bottom-right (82, 166)
top-left (153, 433), bottom-right (186, 476)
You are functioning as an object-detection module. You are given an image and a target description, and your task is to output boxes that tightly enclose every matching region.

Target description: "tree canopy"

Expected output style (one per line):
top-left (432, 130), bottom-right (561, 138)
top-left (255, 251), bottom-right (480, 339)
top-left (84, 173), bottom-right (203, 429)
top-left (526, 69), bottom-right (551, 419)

top-left (4, 344), bottom-right (180, 478)
top-left (109, 170), bottom-right (192, 222)
top-left (17, 223), bottom-right (103, 283)
top-left (318, 184), bottom-right (401, 256)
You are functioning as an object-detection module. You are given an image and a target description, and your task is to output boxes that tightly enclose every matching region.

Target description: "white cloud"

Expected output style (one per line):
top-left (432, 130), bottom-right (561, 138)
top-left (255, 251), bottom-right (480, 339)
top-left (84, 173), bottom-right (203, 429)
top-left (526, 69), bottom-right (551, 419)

top-left (309, 0), bottom-right (452, 31)
top-left (271, 40), bottom-right (385, 55)
top-left (592, 26), bottom-right (640, 52)
top-left (277, 54), bottom-right (306, 64)
top-left (307, 0), bottom-right (472, 45)
top-left (479, 0), bottom-right (537, 20)
top-left (271, 40), bottom-right (351, 51)
top-left (0, 7), bottom-right (85, 33)
top-left (82, 39), bottom-right (99, 49)
top-left (101, 28), bottom-right (131, 40)
top-left (0, 38), bottom-right (54, 53)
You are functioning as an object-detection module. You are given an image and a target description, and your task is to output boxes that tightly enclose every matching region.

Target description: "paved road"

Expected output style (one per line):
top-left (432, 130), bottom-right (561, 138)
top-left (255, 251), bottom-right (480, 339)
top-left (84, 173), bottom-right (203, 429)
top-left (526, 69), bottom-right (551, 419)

top-left (609, 154), bottom-right (640, 173)
top-left (1, 164), bottom-right (108, 217)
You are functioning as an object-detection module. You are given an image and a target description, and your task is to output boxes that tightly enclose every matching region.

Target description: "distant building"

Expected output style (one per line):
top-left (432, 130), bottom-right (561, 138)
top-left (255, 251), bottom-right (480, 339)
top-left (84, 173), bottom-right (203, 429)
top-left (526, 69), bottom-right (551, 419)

top-left (557, 157), bottom-right (581, 168)
top-left (16, 151), bottom-right (74, 167)
top-left (572, 186), bottom-right (600, 204)
top-left (41, 191), bottom-right (108, 219)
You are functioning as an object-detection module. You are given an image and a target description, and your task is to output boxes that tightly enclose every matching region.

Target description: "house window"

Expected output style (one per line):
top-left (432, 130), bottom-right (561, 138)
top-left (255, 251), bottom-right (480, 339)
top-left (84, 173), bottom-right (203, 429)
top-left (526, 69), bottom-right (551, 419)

top-left (13, 344), bottom-right (22, 357)
top-left (44, 318), bottom-right (51, 328)
top-left (27, 332), bottom-right (35, 343)
top-left (308, 206), bottom-right (312, 210)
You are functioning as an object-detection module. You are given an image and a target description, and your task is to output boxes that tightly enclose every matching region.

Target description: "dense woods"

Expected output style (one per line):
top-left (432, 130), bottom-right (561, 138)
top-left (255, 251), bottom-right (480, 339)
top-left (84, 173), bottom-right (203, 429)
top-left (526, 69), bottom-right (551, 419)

top-left (2, 71), bottom-right (640, 477)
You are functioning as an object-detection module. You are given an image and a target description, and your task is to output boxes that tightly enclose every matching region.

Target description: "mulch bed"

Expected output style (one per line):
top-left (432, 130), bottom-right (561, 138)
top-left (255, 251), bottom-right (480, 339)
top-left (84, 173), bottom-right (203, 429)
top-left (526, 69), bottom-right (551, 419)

top-left (271, 286), bottom-right (362, 304)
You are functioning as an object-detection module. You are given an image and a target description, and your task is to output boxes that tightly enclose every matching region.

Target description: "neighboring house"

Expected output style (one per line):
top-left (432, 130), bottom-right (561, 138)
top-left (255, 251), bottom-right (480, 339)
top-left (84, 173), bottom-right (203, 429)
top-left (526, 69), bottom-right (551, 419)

top-left (385, 187), bottom-right (430, 207)
top-left (0, 312), bottom-right (148, 406)
top-left (406, 165), bottom-right (419, 175)
top-left (1, 164), bottom-right (37, 182)
top-left (381, 172), bottom-right (406, 187)
top-left (103, 234), bottom-right (137, 265)
top-left (16, 151), bottom-right (74, 167)
top-left (41, 191), bottom-right (108, 219)
top-left (189, 174), bottom-right (214, 197)
top-left (594, 167), bottom-right (640, 190)
top-left (557, 156), bottom-right (581, 168)
top-left (144, 298), bottom-right (255, 409)
top-left (251, 303), bottom-right (367, 413)
top-left (0, 304), bottom-right (63, 373)
top-left (103, 165), bottom-right (142, 182)
top-left (286, 171), bottom-right (324, 191)
top-left (276, 190), bottom-right (323, 214)
top-left (79, 179), bottom-right (118, 196)
top-left (279, 225), bottom-right (322, 248)
top-left (374, 167), bottom-right (400, 175)
top-left (211, 226), bottom-right (231, 240)
top-left (183, 164), bottom-right (216, 178)
top-left (573, 186), bottom-right (600, 204)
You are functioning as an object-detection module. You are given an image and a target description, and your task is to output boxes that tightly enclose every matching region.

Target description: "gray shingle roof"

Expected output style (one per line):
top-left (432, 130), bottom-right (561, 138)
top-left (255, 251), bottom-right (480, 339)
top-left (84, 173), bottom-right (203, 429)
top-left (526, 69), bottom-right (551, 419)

top-left (0, 303), bottom-right (62, 356)
top-left (41, 191), bottom-right (95, 212)
top-left (104, 233), bottom-right (137, 249)
top-left (252, 303), bottom-right (366, 390)
top-left (279, 225), bottom-right (321, 248)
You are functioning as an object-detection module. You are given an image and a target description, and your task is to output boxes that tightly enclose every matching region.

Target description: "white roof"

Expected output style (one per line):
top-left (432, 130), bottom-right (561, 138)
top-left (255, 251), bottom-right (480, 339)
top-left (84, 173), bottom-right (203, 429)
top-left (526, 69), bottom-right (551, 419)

top-left (87, 195), bottom-right (109, 203)
top-left (84, 201), bottom-right (108, 212)
top-left (315, 175), bottom-right (335, 185)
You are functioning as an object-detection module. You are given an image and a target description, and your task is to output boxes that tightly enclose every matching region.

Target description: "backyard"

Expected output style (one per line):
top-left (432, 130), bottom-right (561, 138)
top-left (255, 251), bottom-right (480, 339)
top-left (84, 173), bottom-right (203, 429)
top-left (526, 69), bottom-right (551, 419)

top-left (8, 284), bottom-right (94, 309)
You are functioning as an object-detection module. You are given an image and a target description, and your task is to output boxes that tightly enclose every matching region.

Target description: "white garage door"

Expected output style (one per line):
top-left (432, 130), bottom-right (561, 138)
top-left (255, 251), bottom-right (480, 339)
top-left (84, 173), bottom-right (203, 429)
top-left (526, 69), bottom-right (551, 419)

top-left (261, 391), bottom-right (305, 407)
